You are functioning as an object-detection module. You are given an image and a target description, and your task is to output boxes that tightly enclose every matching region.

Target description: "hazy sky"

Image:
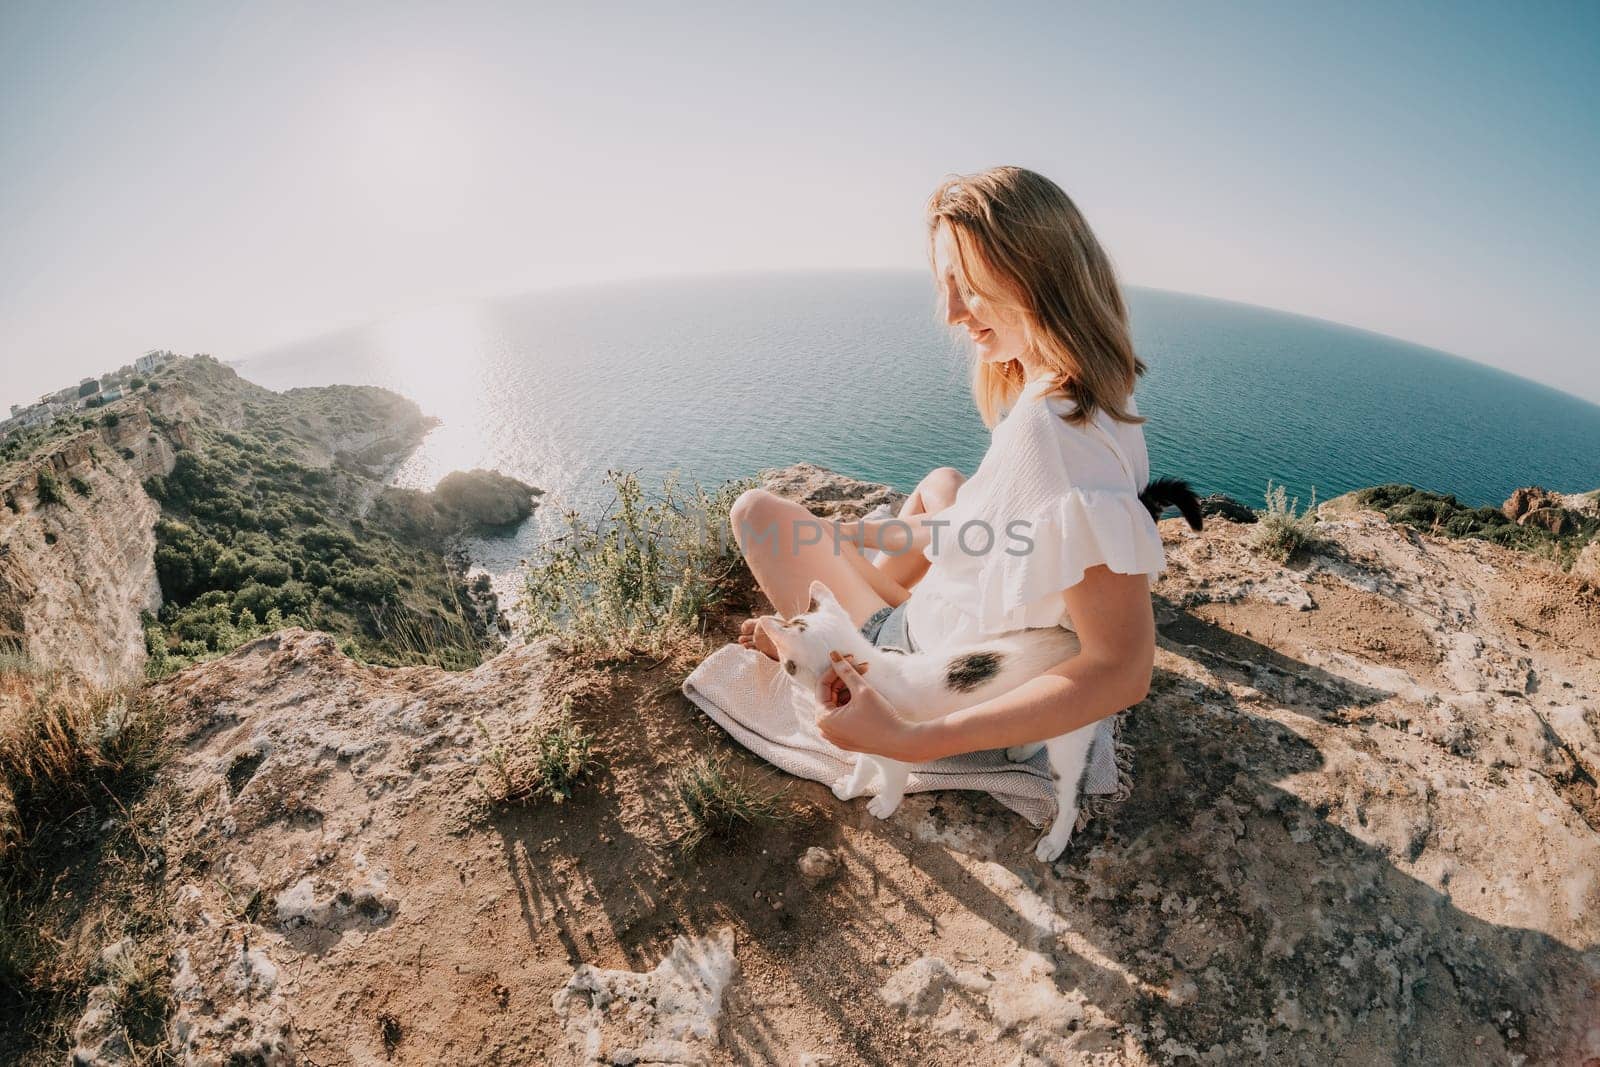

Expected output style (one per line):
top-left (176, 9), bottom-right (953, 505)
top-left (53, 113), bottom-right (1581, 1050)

top-left (2, 1), bottom-right (1596, 409)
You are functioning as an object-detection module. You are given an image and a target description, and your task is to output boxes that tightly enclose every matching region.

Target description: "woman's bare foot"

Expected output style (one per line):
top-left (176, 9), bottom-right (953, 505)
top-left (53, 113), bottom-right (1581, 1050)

top-left (737, 617), bottom-right (779, 659)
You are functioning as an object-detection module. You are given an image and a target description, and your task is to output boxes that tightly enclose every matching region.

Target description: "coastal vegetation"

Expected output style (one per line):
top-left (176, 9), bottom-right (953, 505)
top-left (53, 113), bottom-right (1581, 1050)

top-left (1356, 483), bottom-right (1600, 567)
top-left (31, 470), bottom-right (63, 509)
top-left (520, 470), bottom-right (751, 661)
top-left (1250, 480), bottom-right (1323, 562)
top-left (474, 703), bottom-right (601, 809)
top-left (140, 402), bottom-right (487, 675)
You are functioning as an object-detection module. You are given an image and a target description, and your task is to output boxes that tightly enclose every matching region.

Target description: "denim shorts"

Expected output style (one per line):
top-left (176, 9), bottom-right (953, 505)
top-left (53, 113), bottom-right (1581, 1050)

top-left (860, 600), bottom-right (917, 654)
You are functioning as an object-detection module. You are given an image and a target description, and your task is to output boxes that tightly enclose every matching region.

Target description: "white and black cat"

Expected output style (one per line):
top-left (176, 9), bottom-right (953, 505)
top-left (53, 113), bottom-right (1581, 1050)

top-left (760, 580), bottom-right (1097, 862)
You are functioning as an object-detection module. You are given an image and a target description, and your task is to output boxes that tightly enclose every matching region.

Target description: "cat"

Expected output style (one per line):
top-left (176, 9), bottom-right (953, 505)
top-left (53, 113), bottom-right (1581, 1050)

top-left (760, 580), bottom-right (1096, 862)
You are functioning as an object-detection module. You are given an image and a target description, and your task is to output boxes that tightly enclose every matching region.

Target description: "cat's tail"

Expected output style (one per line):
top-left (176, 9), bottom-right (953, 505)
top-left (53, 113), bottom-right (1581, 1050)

top-left (1139, 476), bottom-right (1203, 530)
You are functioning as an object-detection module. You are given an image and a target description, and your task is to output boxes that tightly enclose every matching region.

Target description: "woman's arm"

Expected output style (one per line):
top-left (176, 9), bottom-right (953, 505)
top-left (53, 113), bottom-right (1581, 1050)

top-left (815, 564), bottom-right (1155, 761)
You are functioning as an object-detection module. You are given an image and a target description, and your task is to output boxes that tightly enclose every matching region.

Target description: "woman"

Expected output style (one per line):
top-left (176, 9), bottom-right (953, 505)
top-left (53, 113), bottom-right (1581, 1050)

top-left (730, 165), bottom-right (1162, 763)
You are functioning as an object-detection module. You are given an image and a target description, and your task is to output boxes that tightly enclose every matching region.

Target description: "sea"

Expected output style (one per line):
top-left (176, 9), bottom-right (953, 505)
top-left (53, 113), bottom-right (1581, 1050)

top-left (234, 271), bottom-right (1600, 588)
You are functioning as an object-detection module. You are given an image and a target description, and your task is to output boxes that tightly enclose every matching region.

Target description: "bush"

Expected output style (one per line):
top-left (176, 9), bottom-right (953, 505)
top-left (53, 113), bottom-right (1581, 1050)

top-left (334, 566), bottom-right (400, 603)
top-left (1250, 481), bottom-right (1322, 562)
top-left (521, 472), bottom-right (751, 660)
top-left (101, 411), bottom-right (121, 428)
top-left (145, 414), bottom-right (484, 672)
top-left (233, 579), bottom-right (311, 621)
top-left (248, 556), bottom-right (293, 587)
top-left (1353, 483), bottom-right (1598, 566)
top-left (34, 469), bottom-right (64, 507)
top-left (69, 475), bottom-right (92, 497)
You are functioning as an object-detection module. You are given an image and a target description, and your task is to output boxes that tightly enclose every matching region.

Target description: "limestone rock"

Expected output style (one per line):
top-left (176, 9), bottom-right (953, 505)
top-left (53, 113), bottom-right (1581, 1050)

top-left (1519, 505), bottom-right (1574, 534)
top-left (1558, 488), bottom-right (1600, 515)
top-left (797, 846), bottom-right (839, 884)
top-left (1502, 485), bottom-right (1565, 522)
top-left (1198, 493), bottom-right (1258, 524)
top-left (552, 926), bottom-right (739, 1065)
top-left (28, 463), bottom-right (1600, 1065)
top-left (0, 430), bottom-right (164, 685)
top-left (760, 462), bottom-right (905, 520)
top-left (1572, 540), bottom-right (1600, 582)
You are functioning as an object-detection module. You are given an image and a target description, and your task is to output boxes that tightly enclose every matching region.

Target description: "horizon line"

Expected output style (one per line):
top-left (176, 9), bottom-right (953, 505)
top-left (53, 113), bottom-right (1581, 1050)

top-left (230, 267), bottom-right (1600, 413)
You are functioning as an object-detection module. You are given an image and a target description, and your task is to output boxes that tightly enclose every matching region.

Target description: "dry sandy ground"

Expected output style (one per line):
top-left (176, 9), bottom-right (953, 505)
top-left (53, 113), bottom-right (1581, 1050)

top-left (82, 486), bottom-right (1600, 1066)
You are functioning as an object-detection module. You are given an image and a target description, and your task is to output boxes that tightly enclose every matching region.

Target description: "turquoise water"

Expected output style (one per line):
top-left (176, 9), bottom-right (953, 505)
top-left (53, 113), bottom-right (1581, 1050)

top-left (236, 271), bottom-right (1600, 581)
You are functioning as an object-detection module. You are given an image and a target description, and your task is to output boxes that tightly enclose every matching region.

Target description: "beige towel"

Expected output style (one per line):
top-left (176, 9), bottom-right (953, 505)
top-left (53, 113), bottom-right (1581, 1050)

top-left (682, 642), bottom-right (1129, 829)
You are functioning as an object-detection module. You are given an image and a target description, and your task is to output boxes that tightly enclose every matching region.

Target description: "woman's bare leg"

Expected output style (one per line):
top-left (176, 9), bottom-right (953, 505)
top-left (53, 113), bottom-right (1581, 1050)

top-left (871, 467), bottom-right (966, 590)
top-left (731, 489), bottom-right (903, 655)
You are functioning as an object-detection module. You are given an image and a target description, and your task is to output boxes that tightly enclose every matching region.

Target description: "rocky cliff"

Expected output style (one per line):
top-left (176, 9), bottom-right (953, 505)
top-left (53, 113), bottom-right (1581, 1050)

top-left (0, 358), bottom-right (447, 685)
top-left (56, 465), bottom-right (1599, 1066)
top-left (0, 407), bottom-right (175, 685)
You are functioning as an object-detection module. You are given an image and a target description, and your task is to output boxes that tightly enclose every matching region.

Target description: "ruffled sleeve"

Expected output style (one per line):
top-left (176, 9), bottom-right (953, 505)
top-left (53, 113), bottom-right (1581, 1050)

top-left (969, 487), bottom-right (1166, 635)
top-left (913, 384), bottom-right (1166, 639)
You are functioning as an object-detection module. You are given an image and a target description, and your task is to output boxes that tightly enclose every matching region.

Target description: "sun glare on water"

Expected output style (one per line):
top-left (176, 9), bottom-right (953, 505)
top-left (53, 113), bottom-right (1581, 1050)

top-left (376, 302), bottom-right (497, 490)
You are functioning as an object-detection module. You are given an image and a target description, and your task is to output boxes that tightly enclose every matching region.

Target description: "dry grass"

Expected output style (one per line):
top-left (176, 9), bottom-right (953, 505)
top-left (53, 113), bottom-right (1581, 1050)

top-left (0, 681), bottom-right (166, 851)
top-left (672, 753), bottom-right (798, 854)
top-left (0, 662), bottom-right (173, 1064)
top-left (1250, 480), bottom-right (1324, 562)
top-left (474, 703), bottom-right (601, 808)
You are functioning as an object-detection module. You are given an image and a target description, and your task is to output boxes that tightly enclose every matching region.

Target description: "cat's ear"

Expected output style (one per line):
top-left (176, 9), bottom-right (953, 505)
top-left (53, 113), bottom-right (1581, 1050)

top-left (755, 617), bottom-right (787, 651)
top-left (806, 580), bottom-right (838, 613)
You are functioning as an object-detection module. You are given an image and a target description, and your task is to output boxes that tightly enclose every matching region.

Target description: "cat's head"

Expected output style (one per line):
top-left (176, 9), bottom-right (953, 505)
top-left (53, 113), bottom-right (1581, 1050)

top-left (759, 580), bottom-right (865, 690)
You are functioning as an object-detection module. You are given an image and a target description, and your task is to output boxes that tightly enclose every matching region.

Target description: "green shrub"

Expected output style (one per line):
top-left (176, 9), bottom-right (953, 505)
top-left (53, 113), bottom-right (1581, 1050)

top-left (145, 411), bottom-right (484, 672)
top-left (69, 475), bottom-right (92, 497)
top-left (1250, 481), bottom-right (1322, 562)
top-left (34, 469), bottom-right (64, 507)
top-left (334, 566), bottom-right (400, 603)
top-left (101, 411), bottom-right (121, 428)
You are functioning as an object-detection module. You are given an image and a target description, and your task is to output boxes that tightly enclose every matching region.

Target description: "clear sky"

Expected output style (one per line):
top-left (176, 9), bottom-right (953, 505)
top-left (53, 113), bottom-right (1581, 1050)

top-left (2, 1), bottom-right (1596, 409)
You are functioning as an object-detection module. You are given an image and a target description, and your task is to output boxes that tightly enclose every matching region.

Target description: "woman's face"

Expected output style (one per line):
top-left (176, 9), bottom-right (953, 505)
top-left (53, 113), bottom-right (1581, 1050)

top-left (933, 222), bottom-right (1027, 366)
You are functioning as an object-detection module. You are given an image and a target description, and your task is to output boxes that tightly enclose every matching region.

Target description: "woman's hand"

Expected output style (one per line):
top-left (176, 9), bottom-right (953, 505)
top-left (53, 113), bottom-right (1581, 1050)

top-left (815, 651), bottom-right (933, 762)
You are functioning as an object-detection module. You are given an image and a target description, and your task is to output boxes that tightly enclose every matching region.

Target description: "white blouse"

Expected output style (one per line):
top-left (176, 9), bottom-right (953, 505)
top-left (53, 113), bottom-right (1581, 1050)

top-left (904, 377), bottom-right (1166, 646)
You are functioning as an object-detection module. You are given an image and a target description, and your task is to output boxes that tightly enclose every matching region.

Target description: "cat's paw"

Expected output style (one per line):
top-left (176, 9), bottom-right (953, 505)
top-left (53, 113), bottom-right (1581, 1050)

top-left (867, 794), bottom-right (902, 820)
top-left (1006, 742), bottom-right (1045, 763)
top-left (1034, 831), bottom-right (1073, 863)
top-left (832, 778), bottom-right (866, 801)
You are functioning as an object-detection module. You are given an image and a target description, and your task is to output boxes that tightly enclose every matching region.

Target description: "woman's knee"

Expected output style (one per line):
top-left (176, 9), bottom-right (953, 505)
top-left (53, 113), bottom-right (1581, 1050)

top-left (730, 488), bottom-right (787, 549)
top-left (918, 467), bottom-right (966, 512)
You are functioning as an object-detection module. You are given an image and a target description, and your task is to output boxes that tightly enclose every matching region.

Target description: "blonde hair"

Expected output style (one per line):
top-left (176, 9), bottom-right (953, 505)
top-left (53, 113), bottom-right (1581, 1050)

top-left (927, 166), bottom-right (1145, 428)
